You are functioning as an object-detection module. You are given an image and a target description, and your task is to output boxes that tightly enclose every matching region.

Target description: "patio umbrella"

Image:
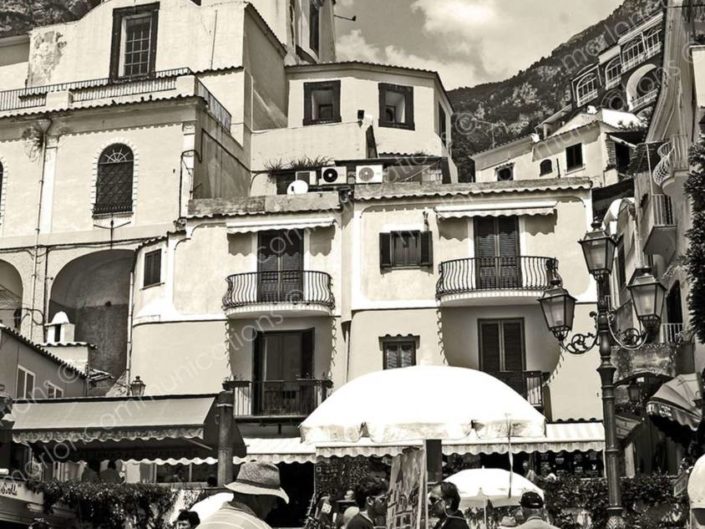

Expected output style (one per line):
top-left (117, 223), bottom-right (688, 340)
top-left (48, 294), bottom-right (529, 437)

top-left (445, 468), bottom-right (543, 508)
top-left (300, 366), bottom-right (546, 443)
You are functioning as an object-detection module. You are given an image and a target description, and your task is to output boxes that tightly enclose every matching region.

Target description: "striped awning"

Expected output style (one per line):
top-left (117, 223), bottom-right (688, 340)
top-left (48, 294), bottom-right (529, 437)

top-left (435, 200), bottom-right (557, 220)
top-left (226, 216), bottom-right (335, 234)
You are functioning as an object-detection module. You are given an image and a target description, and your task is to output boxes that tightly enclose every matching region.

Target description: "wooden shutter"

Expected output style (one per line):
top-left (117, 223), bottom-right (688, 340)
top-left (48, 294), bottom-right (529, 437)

top-left (502, 321), bottom-right (524, 372)
top-left (144, 250), bottom-right (161, 286)
top-left (331, 81), bottom-right (342, 122)
top-left (419, 231), bottom-right (433, 267)
top-left (474, 218), bottom-right (497, 289)
top-left (384, 344), bottom-right (399, 369)
top-left (404, 86), bottom-right (415, 129)
top-left (479, 322), bottom-right (501, 372)
top-left (303, 83), bottom-right (314, 125)
top-left (16, 369), bottom-right (24, 399)
top-left (400, 342), bottom-right (416, 367)
top-left (497, 217), bottom-right (518, 257)
top-left (379, 233), bottom-right (392, 269)
top-left (109, 9), bottom-right (122, 79)
top-left (301, 329), bottom-right (314, 378)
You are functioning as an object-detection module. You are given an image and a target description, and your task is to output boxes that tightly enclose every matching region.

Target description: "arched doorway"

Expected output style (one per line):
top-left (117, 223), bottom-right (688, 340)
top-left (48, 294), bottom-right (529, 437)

top-left (0, 260), bottom-right (22, 330)
top-left (49, 250), bottom-right (133, 380)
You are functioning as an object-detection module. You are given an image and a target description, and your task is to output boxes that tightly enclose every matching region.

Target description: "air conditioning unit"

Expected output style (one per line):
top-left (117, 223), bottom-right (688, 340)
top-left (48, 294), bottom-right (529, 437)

top-left (319, 166), bottom-right (347, 186)
top-left (355, 164), bottom-right (384, 184)
top-left (294, 170), bottom-right (317, 185)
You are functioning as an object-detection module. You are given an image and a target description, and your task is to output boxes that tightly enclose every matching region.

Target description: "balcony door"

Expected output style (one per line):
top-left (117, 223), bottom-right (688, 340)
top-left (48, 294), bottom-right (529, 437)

top-left (257, 230), bottom-right (303, 303)
top-left (253, 329), bottom-right (314, 415)
top-left (479, 319), bottom-right (529, 398)
top-left (474, 217), bottom-right (520, 289)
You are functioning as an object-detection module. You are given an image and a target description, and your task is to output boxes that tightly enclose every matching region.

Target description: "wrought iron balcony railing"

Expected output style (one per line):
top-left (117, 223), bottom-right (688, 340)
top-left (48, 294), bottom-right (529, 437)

top-left (488, 371), bottom-right (546, 409)
top-left (223, 270), bottom-right (334, 309)
top-left (653, 135), bottom-right (690, 188)
top-left (437, 256), bottom-right (557, 298)
top-left (229, 379), bottom-right (333, 417)
top-left (659, 322), bottom-right (684, 345)
top-left (629, 89), bottom-right (658, 111)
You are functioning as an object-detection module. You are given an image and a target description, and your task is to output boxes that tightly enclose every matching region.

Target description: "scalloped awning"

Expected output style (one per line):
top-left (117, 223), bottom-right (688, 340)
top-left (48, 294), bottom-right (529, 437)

top-left (434, 200), bottom-right (557, 220)
top-left (9, 395), bottom-right (245, 461)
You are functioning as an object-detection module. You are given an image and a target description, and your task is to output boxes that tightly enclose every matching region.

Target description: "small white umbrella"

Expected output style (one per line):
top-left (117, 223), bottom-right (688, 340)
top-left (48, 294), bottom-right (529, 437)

top-left (300, 366), bottom-right (545, 443)
top-left (445, 468), bottom-right (543, 508)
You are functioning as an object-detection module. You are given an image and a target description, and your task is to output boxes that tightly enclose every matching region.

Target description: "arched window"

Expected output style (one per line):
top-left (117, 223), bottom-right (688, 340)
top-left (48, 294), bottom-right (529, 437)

top-left (621, 38), bottom-right (645, 71)
top-left (643, 27), bottom-right (661, 54)
top-left (605, 58), bottom-right (622, 87)
top-left (576, 74), bottom-right (598, 106)
top-left (539, 160), bottom-right (553, 176)
top-left (95, 144), bottom-right (134, 214)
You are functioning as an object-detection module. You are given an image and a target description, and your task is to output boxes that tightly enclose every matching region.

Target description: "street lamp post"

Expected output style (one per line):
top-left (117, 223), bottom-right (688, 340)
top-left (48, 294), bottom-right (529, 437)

top-left (538, 222), bottom-right (666, 529)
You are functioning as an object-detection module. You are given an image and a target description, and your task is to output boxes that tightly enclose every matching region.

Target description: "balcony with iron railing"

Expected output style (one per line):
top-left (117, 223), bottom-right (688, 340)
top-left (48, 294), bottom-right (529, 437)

top-left (653, 135), bottom-right (690, 192)
top-left (576, 89), bottom-right (599, 108)
top-left (641, 193), bottom-right (677, 256)
top-left (629, 89), bottom-right (659, 111)
top-left (489, 371), bottom-right (547, 411)
top-left (659, 322), bottom-right (684, 345)
top-left (606, 76), bottom-right (621, 90)
top-left (228, 379), bottom-right (333, 420)
top-left (223, 270), bottom-right (335, 318)
top-left (0, 68), bottom-right (232, 130)
top-left (436, 256), bottom-right (557, 306)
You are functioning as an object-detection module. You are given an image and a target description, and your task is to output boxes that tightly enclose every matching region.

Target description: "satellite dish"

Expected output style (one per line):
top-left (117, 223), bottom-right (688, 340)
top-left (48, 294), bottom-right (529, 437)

top-left (287, 180), bottom-right (309, 195)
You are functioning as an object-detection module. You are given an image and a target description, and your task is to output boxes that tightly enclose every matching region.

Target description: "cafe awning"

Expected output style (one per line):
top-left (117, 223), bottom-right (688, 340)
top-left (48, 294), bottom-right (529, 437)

top-left (9, 394), bottom-right (246, 461)
top-left (434, 200), bottom-right (557, 220)
top-left (647, 373), bottom-right (702, 443)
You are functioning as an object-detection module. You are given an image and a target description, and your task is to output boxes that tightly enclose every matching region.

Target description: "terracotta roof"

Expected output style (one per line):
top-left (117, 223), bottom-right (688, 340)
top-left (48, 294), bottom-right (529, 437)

top-left (0, 324), bottom-right (87, 378)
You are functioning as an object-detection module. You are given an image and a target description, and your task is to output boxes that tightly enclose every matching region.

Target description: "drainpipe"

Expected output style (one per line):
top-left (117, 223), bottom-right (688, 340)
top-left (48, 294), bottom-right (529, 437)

top-left (29, 117), bottom-right (53, 339)
top-left (125, 270), bottom-right (135, 389)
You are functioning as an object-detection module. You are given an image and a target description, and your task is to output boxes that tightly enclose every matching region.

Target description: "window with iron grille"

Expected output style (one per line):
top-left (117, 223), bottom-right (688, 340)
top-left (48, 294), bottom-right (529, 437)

top-left (95, 144), bottom-right (134, 215)
top-left (110, 3), bottom-right (159, 80)
top-left (143, 250), bottom-right (162, 287)
top-left (382, 336), bottom-right (417, 369)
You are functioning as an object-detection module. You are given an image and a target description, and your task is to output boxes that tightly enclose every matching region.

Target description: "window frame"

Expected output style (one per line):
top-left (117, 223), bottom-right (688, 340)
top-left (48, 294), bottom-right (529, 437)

top-left (565, 143), bottom-right (584, 171)
top-left (621, 38), bottom-right (645, 70)
top-left (16, 365), bottom-right (35, 399)
top-left (496, 165), bottom-right (514, 181)
top-left (539, 159), bottom-right (553, 176)
top-left (605, 57), bottom-right (622, 84)
top-left (478, 318), bottom-right (526, 373)
top-left (303, 80), bottom-right (341, 126)
top-left (576, 73), bottom-right (598, 106)
top-left (110, 3), bottom-right (160, 81)
top-left (379, 230), bottom-right (433, 270)
top-left (378, 83), bottom-right (415, 130)
top-left (45, 381), bottom-right (63, 399)
top-left (381, 336), bottom-right (417, 370)
top-left (643, 27), bottom-right (661, 54)
top-left (143, 249), bottom-right (162, 288)
top-left (309, 0), bottom-right (321, 56)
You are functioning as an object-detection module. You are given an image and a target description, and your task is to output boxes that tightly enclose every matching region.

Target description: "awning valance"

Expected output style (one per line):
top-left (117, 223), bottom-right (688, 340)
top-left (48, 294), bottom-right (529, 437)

top-left (235, 437), bottom-right (317, 464)
top-left (9, 395), bottom-right (245, 461)
top-left (435, 200), bottom-right (557, 220)
top-left (226, 216), bottom-right (335, 234)
top-left (647, 374), bottom-right (702, 441)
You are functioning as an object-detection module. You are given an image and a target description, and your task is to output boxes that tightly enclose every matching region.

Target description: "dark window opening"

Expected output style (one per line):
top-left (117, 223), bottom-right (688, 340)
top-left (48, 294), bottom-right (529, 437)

top-left (257, 230), bottom-right (304, 303)
top-left (379, 231), bottom-right (433, 270)
top-left (479, 319), bottom-right (525, 373)
top-left (438, 104), bottom-right (448, 146)
top-left (143, 250), bottom-right (162, 287)
top-left (617, 239), bottom-right (626, 290)
top-left (539, 160), bottom-right (553, 176)
top-left (94, 144), bottom-right (134, 215)
top-left (566, 143), bottom-right (583, 171)
top-left (0, 161), bottom-right (4, 207)
top-left (303, 81), bottom-right (341, 125)
top-left (378, 83), bottom-right (415, 130)
top-left (110, 3), bottom-right (159, 80)
top-left (497, 166), bottom-right (513, 181)
top-left (382, 337), bottom-right (417, 369)
top-left (615, 142), bottom-right (631, 174)
top-left (309, 0), bottom-right (320, 55)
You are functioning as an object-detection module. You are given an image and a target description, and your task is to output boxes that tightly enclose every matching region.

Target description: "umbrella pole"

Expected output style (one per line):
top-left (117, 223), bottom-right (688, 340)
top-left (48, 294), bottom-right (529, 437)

top-left (425, 439), bottom-right (442, 484)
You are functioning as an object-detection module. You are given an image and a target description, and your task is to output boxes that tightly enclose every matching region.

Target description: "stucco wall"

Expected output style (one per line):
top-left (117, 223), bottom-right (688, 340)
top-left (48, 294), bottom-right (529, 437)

top-left (0, 39), bottom-right (30, 91)
top-left (287, 71), bottom-right (450, 158)
top-left (0, 332), bottom-right (86, 398)
top-left (27, 0), bottom-right (246, 87)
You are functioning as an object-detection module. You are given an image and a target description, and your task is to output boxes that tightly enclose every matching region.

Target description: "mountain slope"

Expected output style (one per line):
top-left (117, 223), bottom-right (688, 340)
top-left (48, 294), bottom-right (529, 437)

top-left (448, 0), bottom-right (662, 177)
top-left (0, 0), bottom-right (98, 37)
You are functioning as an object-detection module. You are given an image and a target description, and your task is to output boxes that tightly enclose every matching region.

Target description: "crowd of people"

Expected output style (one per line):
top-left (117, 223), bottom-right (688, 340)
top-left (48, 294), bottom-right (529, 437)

top-left (168, 462), bottom-right (560, 529)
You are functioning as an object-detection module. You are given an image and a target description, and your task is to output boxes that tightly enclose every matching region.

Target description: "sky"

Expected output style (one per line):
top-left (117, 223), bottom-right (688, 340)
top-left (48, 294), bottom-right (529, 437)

top-left (334, 0), bottom-right (624, 90)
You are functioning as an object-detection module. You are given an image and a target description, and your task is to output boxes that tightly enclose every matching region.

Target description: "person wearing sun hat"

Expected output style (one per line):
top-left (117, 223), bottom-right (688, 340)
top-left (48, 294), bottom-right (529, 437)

top-left (198, 462), bottom-right (289, 529)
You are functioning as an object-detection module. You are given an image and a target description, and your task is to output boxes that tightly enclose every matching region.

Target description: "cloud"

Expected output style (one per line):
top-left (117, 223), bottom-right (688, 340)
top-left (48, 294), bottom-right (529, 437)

top-left (336, 29), bottom-right (483, 89)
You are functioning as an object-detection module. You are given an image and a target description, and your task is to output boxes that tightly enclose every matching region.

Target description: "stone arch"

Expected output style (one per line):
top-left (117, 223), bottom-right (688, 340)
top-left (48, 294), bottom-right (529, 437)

top-left (0, 260), bottom-right (23, 330)
top-left (49, 250), bottom-right (133, 379)
top-left (626, 63), bottom-right (659, 108)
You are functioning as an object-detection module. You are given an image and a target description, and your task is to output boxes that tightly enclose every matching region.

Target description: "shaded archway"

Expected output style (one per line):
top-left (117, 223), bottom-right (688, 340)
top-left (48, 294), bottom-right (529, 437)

top-left (626, 64), bottom-right (659, 109)
top-left (49, 250), bottom-right (133, 379)
top-left (0, 260), bottom-right (22, 330)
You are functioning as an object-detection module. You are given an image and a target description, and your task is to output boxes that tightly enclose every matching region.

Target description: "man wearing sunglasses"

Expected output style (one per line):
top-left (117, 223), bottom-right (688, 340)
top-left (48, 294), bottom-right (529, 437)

top-left (428, 482), bottom-right (469, 529)
top-left (347, 477), bottom-right (389, 529)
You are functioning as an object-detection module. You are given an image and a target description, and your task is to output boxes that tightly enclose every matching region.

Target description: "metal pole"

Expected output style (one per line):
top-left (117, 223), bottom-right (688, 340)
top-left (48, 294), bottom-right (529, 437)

top-left (596, 277), bottom-right (625, 529)
top-left (216, 389), bottom-right (234, 487)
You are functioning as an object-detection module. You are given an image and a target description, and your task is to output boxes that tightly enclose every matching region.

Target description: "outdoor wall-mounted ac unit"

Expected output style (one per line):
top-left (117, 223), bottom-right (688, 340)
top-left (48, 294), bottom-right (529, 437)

top-left (319, 166), bottom-right (347, 186)
top-left (355, 164), bottom-right (384, 184)
top-left (294, 170), bottom-right (317, 185)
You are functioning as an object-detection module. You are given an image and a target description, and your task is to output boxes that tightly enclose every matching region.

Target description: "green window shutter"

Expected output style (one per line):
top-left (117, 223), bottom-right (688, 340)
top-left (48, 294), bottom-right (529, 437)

top-left (502, 320), bottom-right (525, 372)
top-left (380, 233), bottom-right (392, 269)
top-left (419, 231), bottom-right (433, 267)
top-left (480, 322), bottom-right (501, 372)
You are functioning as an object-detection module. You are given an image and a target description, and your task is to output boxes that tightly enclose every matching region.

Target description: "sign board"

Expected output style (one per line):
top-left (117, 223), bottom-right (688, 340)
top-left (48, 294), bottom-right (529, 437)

top-left (387, 449), bottom-right (425, 529)
top-left (0, 478), bottom-right (43, 504)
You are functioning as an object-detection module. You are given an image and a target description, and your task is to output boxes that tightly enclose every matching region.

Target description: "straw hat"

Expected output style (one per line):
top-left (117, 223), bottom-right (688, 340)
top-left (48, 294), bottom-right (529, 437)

top-left (225, 462), bottom-right (289, 503)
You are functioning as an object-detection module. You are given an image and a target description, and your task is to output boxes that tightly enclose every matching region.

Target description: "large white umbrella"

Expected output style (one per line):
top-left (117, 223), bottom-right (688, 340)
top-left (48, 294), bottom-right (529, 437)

top-left (445, 468), bottom-right (543, 508)
top-left (300, 366), bottom-right (545, 443)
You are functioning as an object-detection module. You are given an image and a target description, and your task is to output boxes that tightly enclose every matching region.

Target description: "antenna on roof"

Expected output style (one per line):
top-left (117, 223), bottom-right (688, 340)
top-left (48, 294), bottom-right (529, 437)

top-left (334, 14), bottom-right (357, 22)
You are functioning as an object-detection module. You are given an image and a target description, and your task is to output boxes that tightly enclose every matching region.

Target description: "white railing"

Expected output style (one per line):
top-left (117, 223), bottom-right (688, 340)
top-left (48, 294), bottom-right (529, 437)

top-left (577, 89), bottom-right (599, 107)
top-left (649, 194), bottom-right (676, 227)
top-left (660, 322), bottom-right (684, 344)
top-left (630, 89), bottom-right (658, 110)
top-left (606, 76), bottom-right (621, 89)
top-left (621, 42), bottom-right (662, 72)
top-left (645, 41), bottom-right (663, 59)
top-left (653, 135), bottom-right (690, 188)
